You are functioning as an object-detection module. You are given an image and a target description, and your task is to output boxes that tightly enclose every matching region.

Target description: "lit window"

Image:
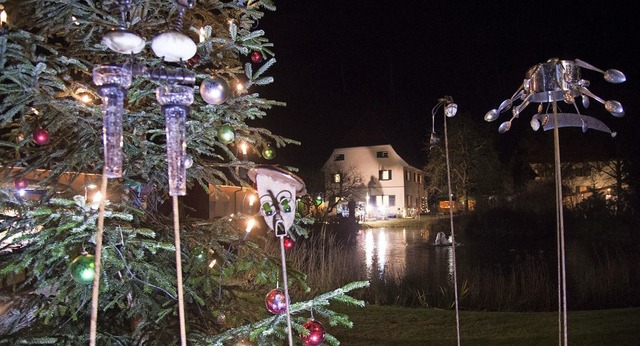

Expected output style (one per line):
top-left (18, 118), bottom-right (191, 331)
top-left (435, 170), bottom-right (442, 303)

top-left (333, 173), bottom-right (342, 183)
top-left (334, 154), bottom-right (344, 161)
top-left (379, 170), bottom-right (392, 181)
top-left (376, 151), bottom-right (388, 158)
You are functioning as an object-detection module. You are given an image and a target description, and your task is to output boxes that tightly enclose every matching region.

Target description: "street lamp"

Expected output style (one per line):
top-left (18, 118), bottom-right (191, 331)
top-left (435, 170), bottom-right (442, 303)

top-left (429, 96), bottom-right (457, 148)
top-left (430, 95), bottom-right (461, 346)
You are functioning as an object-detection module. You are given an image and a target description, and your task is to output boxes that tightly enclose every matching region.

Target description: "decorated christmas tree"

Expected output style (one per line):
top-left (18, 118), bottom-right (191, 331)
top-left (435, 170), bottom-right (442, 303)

top-left (0, 1), bottom-right (367, 345)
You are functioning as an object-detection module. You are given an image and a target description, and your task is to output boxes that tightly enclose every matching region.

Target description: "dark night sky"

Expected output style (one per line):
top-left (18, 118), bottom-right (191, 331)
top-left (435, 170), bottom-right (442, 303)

top-left (255, 1), bottom-right (640, 171)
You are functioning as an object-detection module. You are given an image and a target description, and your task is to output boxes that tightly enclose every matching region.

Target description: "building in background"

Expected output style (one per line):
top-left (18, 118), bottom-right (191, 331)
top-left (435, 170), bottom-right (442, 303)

top-left (322, 144), bottom-right (425, 219)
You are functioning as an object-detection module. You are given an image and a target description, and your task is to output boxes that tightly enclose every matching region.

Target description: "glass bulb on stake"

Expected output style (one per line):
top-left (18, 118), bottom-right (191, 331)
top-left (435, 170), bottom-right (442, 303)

top-left (93, 65), bottom-right (132, 178)
top-left (156, 84), bottom-right (194, 196)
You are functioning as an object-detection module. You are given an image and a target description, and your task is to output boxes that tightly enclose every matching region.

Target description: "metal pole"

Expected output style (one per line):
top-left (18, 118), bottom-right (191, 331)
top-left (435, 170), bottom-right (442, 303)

top-left (172, 195), bottom-right (188, 346)
top-left (89, 173), bottom-right (108, 346)
top-left (444, 112), bottom-right (461, 346)
top-left (278, 231), bottom-right (294, 346)
top-left (552, 100), bottom-right (568, 346)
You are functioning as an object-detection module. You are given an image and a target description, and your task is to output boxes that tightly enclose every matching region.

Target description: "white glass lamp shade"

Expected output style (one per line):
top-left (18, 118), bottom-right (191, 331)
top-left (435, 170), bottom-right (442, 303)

top-left (445, 103), bottom-right (458, 117)
top-left (102, 29), bottom-right (145, 54)
top-left (151, 31), bottom-right (197, 62)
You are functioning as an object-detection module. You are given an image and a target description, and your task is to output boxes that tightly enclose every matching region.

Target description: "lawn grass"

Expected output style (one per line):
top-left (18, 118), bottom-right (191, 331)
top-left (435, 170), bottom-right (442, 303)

top-left (330, 304), bottom-right (640, 345)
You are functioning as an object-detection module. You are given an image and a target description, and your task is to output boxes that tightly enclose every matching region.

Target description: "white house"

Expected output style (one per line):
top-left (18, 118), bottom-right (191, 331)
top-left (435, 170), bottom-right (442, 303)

top-left (529, 159), bottom-right (627, 207)
top-left (322, 144), bottom-right (426, 219)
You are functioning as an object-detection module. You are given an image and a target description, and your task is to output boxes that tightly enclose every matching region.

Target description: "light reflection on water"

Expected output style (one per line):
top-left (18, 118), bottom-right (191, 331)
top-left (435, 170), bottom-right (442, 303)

top-left (357, 227), bottom-right (458, 287)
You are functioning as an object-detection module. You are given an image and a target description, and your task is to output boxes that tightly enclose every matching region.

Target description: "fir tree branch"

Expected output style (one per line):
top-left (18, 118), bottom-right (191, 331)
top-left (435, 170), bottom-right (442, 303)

top-left (202, 281), bottom-right (369, 345)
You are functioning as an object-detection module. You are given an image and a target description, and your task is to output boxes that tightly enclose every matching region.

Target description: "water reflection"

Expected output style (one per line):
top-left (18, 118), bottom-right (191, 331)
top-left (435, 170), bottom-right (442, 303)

top-left (361, 228), bottom-right (407, 280)
top-left (357, 227), bottom-right (457, 287)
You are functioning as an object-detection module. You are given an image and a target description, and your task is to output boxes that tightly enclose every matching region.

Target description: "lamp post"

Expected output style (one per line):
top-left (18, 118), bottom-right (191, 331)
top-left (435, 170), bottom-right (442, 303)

top-left (430, 96), bottom-right (461, 346)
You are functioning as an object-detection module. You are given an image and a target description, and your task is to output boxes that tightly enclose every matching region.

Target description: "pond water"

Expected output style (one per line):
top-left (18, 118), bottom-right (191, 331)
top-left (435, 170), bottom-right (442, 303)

top-left (349, 224), bottom-right (639, 310)
top-left (356, 227), bottom-right (456, 285)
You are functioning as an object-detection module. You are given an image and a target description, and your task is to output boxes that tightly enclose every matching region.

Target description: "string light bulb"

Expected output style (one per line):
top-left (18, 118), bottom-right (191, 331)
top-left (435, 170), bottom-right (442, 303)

top-left (244, 218), bottom-right (256, 240)
top-left (92, 191), bottom-right (103, 204)
top-left (198, 27), bottom-right (205, 43)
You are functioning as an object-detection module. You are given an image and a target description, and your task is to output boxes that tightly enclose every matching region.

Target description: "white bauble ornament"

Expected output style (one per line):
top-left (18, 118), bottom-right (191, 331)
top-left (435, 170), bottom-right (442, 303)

top-left (151, 31), bottom-right (197, 62)
top-left (102, 29), bottom-right (146, 54)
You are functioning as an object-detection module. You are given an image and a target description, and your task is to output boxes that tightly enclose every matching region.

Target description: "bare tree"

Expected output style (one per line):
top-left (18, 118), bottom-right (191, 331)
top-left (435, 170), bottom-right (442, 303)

top-left (586, 158), bottom-right (630, 214)
top-left (424, 116), bottom-right (504, 212)
top-left (317, 162), bottom-right (367, 221)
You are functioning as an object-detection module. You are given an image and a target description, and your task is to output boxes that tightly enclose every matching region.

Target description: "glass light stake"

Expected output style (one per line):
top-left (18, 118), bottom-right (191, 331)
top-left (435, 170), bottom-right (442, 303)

top-left (156, 84), bottom-right (194, 196)
top-left (93, 65), bottom-right (132, 178)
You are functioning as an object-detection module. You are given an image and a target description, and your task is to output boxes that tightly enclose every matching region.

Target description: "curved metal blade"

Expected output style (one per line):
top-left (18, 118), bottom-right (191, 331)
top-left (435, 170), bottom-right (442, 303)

top-left (540, 113), bottom-right (613, 135)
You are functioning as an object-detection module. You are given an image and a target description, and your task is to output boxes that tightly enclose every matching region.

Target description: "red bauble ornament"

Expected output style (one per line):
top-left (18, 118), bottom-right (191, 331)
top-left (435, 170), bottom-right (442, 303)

top-left (283, 236), bottom-right (295, 250)
top-left (32, 128), bottom-right (50, 145)
top-left (265, 288), bottom-right (287, 314)
top-left (250, 51), bottom-right (263, 63)
top-left (187, 53), bottom-right (201, 67)
top-left (14, 178), bottom-right (29, 190)
top-left (300, 320), bottom-right (325, 346)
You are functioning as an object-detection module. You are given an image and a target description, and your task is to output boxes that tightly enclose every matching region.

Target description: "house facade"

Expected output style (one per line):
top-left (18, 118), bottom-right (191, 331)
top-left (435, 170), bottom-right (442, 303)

top-left (529, 160), bottom-right (627, 207)
top-left (322, 144), bottom-right (425, 219)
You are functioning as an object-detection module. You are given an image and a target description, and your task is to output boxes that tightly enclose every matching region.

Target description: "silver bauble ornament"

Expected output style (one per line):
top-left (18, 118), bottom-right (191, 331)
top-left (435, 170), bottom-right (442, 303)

top-left (200, 77), bottom-right (229, 105)
top-left (184, 155), bottom-right (193, 169)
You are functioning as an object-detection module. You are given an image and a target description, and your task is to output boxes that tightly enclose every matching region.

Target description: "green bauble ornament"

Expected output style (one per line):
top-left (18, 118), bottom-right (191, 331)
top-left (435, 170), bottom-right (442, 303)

top-left (193, 246), bottom-right (206, 262)
top-left (217, 124), bottom-right (235, 144)
top-left (69, 253), bottom-right (95, 284)
top-left (262, 145), bottom-right (276, 160)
